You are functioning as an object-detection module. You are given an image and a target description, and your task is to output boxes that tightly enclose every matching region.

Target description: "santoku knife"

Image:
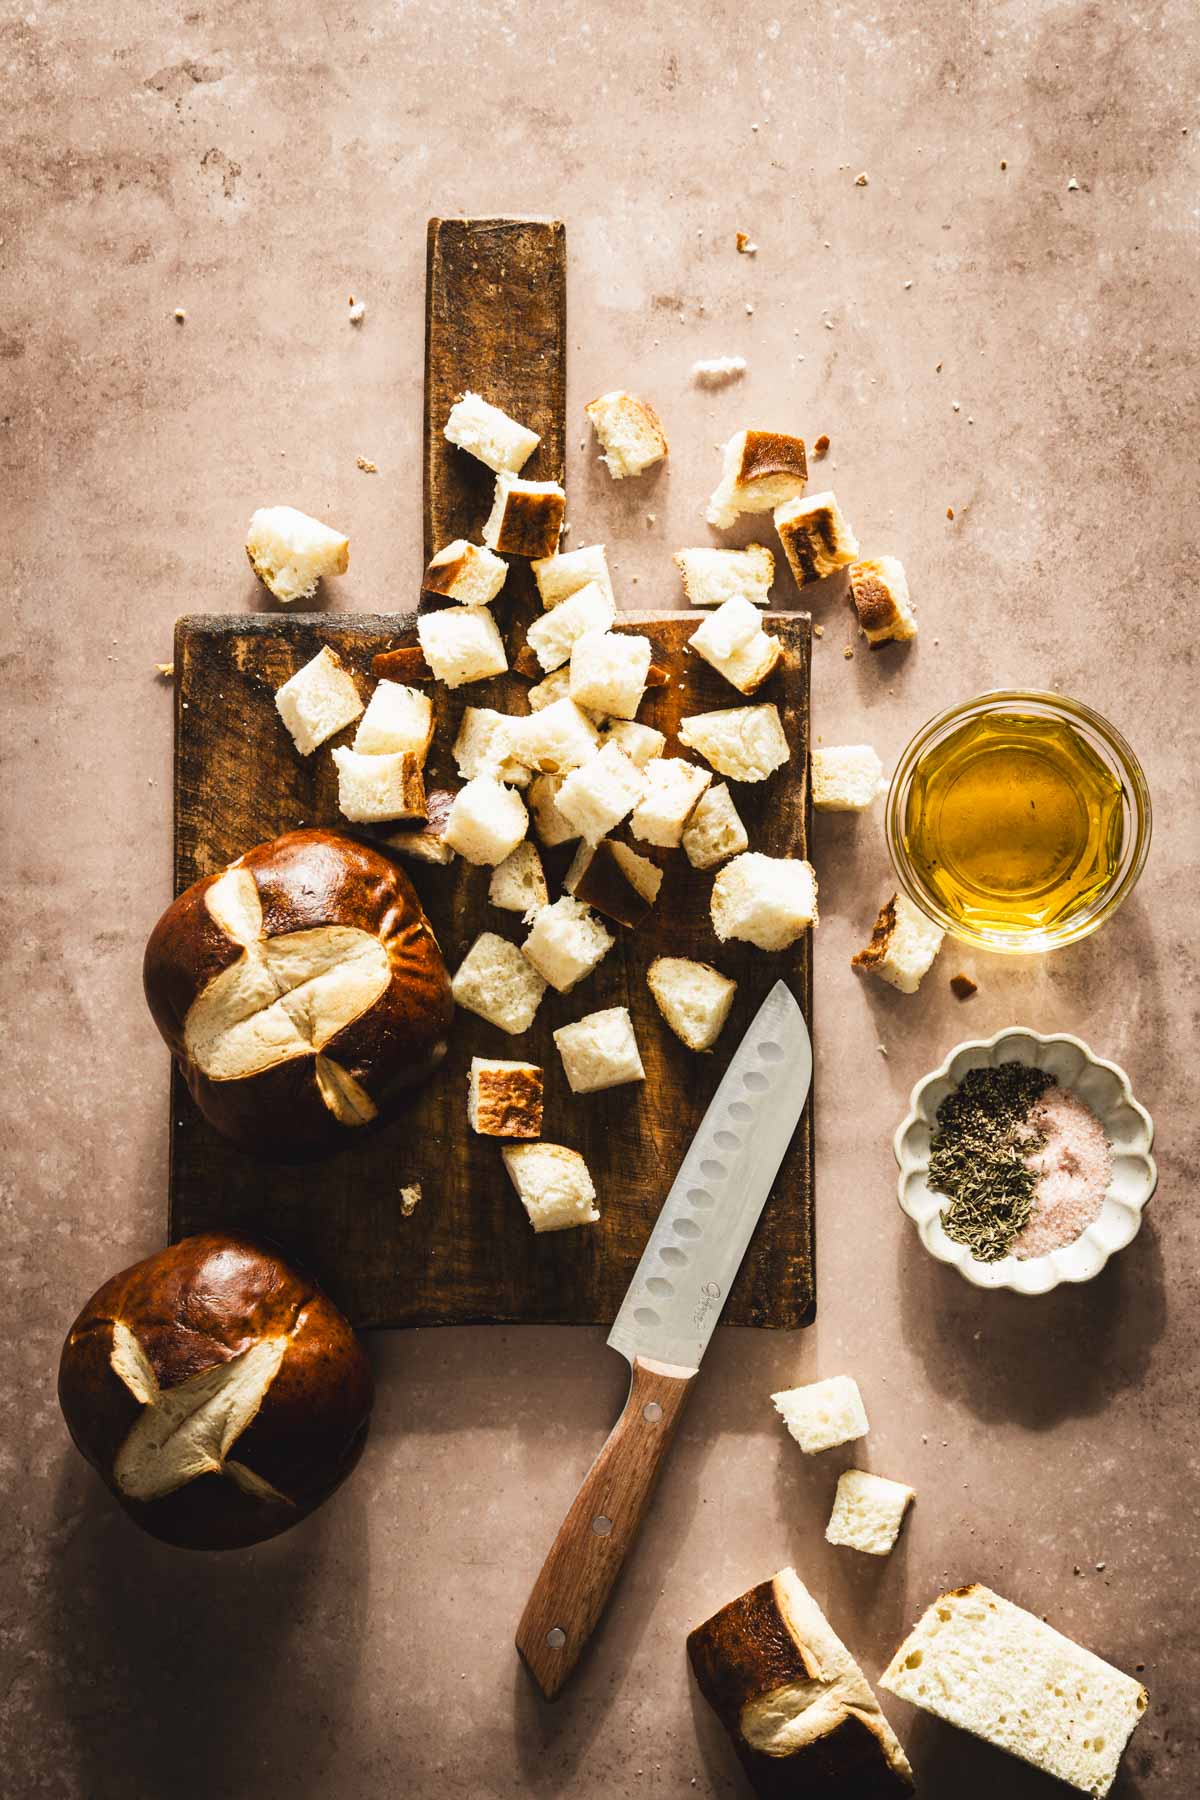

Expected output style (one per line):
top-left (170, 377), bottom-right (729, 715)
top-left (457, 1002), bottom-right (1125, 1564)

top-left (515, 979), bottom-right (813, 1700)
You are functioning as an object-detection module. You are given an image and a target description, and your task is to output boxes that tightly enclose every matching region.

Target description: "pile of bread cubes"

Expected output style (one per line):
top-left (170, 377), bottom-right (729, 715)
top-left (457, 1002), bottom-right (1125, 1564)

top-left (246, 388), bottom-right (946, 1234)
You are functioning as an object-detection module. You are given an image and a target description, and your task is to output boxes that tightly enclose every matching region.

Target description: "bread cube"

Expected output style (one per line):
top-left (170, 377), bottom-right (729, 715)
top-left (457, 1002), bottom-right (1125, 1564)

top-left (482, 474), bottom-right (565, 559)
top-left (681, 783), bottom-right (749, 870)
top-left (453, 707), bottom-right (530, 787)
top-left (812, 745), bottom-right (886, 811)
top-left (379, 789), bottom-right (456, 865)
top-left (555, 741), bottom-right (646, 844)
top-left (527, 773), bottom-right (580, 847)
top-left (600, 719), bottom-right (665, 767)
top-left (502, 1142), bottom-right (599, 1232)
top-left (275, 645), bottom-right (363, 756)
top-left (675, 544), bottom-right (775, 608)
top-left (689, 596), bottom-right (782, 695)
top-left (443, 777), bottom-right (528, 866)
top-left (647, 957), bottom-right (736, 1051)
top-left (488, 841), bottom-right (548, 916)
top-left (564, 839), bottom-right (662, 928)
top-left (467, 1056), bottom-right (543, 1139)
top-left (554, 1006), bottom-right (645, 1093)
top-left (712, 852), bottom-right (818, 950)
top-left (585, 390), bottom-right (669, 479)
top-left (569, 630), bottom-right (652, 720)
top-left (353, 680), bottom-right (434, 761)
top-left (532, 543), bottom-right (614, 610)
top-left (444, 391), bottom-right (539, 474)
top-left (677, 704), bottom-right (789, 782)
top-left (772, 1376), bottom-right (869, 1454)
top-left (848, 556), bottom-right (917, 646)
top-left (852, 893), bottom-right (944, 993)
top-left (422, 538), bottom-right (508, 605)
top-left (330, 747), bottom-right (425, 824)
top-left (522, 896), bottom-right (614, 993)
top-left (774, 491), bottom-right (860, 586)
top-left (246, 505), bottom-right (349, 603)
top-left (706, 430), bottom-right (807, 529)
top-left (417, 605), bottom-right (507, 688)
top-left (825, 1470), bottom-right (915, 1557)
top-left (629, 757), bottom-right (712, 848)
top-left (525, 580), bottom-right (616, 673)
top-left (451, 931), bottom-right (547, 1034)
top-left (510, 697), bottom-right (601, 774)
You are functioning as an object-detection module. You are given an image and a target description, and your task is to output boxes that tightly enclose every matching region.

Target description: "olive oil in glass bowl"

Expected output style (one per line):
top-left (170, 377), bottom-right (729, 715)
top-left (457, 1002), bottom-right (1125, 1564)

top-left (886, 692), bottom-right (1151, 953)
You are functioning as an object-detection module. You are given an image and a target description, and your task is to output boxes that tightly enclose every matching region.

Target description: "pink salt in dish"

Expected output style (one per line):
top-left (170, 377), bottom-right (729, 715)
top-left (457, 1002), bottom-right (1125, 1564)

top-left (1011, 1084), bottom-right (1113, 1259)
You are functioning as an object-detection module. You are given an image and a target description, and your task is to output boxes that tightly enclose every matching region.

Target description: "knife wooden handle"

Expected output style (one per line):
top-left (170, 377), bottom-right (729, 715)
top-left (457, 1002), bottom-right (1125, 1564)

top-left (515, 1355), bottom-right (696, 1700)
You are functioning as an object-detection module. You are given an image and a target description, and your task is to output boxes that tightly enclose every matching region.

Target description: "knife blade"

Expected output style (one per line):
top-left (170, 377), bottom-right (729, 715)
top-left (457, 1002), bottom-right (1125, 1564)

top-left (515, 979), bottom-right (813, 1700)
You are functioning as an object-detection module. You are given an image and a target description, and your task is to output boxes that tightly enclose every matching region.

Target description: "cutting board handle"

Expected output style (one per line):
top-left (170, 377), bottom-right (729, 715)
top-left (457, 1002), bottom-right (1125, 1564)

top-left (515, 1355), bottom-right (696, 1701)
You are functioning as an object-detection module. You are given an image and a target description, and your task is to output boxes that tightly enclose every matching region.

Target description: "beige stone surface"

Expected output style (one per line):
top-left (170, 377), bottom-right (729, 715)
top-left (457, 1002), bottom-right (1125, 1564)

top-left (2, 2), bottom-right (1196, 1796)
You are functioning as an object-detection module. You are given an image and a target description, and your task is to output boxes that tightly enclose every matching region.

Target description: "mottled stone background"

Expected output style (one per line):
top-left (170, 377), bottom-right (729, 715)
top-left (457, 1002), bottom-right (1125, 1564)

top-left (3, 2), bottom-right (1197, 1796)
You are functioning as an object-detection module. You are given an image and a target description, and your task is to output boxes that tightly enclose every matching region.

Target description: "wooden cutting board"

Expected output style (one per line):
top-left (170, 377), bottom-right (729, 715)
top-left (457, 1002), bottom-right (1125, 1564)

top-left (167, 216), bottom-right (815, 1330)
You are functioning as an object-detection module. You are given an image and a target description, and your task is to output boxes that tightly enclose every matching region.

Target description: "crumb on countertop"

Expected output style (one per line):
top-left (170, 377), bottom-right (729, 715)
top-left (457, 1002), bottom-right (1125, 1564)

top-left (950, 974), bottom-right (978, 1000)
top-left (813, 433), bottom-right (830, 458)
top-left (348, 297), bottom-right (366, 323)
top-left (812, 623), bottom-right (824, 638)
top-left (156, 662), bottom-right (174, 678)
top-left (735, 231), bottom-right (758, 255)
top-left (356, 455), bottom-right (378, 473)
top-left (400, 1183), bottom-right (421, 1217)
top-left (855, 172), bottom-right (869, 186)
top-left (842, 646), bottom-right (854, 660)
top-left (692, 355), bottom-right (747, 384)
top-left (172, 307), bottom-right (186, 323)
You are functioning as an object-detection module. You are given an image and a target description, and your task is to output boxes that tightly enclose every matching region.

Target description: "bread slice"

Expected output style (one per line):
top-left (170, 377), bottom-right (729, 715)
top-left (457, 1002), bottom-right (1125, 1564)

top-left (677, 704), bottom-right (789, 782)
top-left (453, 707), bottom-right (531, 787)
top-left (675, 543), bottom-right (775, 608)
top-left (629, 757), bottom-right (712, 848)
top-left (706, 430), bottom-right (808, 529)
top-left (502, 1142), bottom-right (599, 1232)
top-left (585, 390), bottom-right (668, 479)
top-left (647, 957), bottom-right (736, 1051)
top-left (532, 543), bottom-right (614, 610)
top-left (553, 1006), bottom-right (645, 1093)
top-left (511, 697), bottom-right (601, 775)
top-left (681, 784), bottom-right (748, 870)
top-left (569, 630), bottom-right (652, 719)
top-left (852, 893), bottom-right (944, 993)
top-left (451, 932), bottom-right (547, 1034)
top-left (712, 853), bottom-right (818, 950)
top-left (275, 645), bottom-right (363, 756)
top-left (422, 538), bottom-right (508, 605)
top-left (600, 719), bottom-right (665, 767)
top-left (826, 1470), bottom-right (915, 1557)
top-left (488, 841), bottom-right (548, 916)
top-left (555, 740), bottom-right (646, 844)
top-left (688, 1568), bottom-right (914, 1799)
top-left (522, 896), bottom-right (614, 994)
top-left (812, 745), bottom-right (885, 811)
top-left (467, 1056), bottom-right (543, 1138)
top-left (442, 776), bottom-right (527, 866)
top-left (525, 580), bottom-right (617, 673)
top-left (353, 680), bottom-right (434, 761)
top-left (482, 474), bottom-right (565, 559)
top-left (564, 840), bottom-right (662, 929)
top-left (774, 491), bottom-right (860, 586)
top-left (379, 788), bottom-right (456, 865)
top-left (688, 596), bottom-right (782, 695)
top-left (880, 1585), bottom-right (1148, 1796)
top-left (444, 391), bottom-right (539, 474)
top-left (848, 556), bottom-right (918, 646)
top-left (330, 746), bottom-right (426, 824)
top-left (772, 1376), bottom-right (868, 1453)
top-left (246, 505), bottom-right (349, 603)
top-left (417, 605), bottom-right (508, 688)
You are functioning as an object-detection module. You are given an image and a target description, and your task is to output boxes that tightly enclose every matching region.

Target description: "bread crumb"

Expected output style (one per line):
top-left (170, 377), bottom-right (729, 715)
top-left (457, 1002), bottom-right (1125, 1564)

top-left (935, 361), bottom-right (943, 373)
top-left (1095, 1560), bottom-right (1106, 1570)
top-left (842, 645), bottom-right (854, 660)
top-left (172, 307), bottom-right (186, 323)
top-left (1067, 177), bottom-right (1080, 191)
top-left (735, 231), bottom-right (758, 255)
top-left (1000, 159), bottom-right (1008, 170)
top-left (400, 1183), bottom-right (421, 1216)
top-left (692, 355), bottom-right (747, 384)
top-left (950, 973), bottom-right (978, 1000)
top-left (946, 506), bottom-right (955, 519)
top-left (813, 433), bottom-right (830, 458)
top-left (646, 512), bottom-right (656, 524)
top-left (824, 318), bottom-right (834, 330)
top-left (348, 299), bottom-right (366, 324)
top-left (878, 1044), bottom-right (888, 1057)
top-left (855, 172), bottom-right (869, 186)
top-left (812, 624), bottom-right (824, 638)
top-left (744, 302), bottom-right (755, 315)
top-left (356, 455), bottom-right (378, 473)
top-left (155, 662), bottom-right (175, 678)
top-left (952, 400), bottom-right (961, 412)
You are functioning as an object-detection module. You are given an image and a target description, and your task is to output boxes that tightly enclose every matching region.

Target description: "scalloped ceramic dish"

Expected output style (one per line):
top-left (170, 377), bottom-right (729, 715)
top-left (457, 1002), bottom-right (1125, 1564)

top-left (895, 1027), bottom-right (1157, 1294)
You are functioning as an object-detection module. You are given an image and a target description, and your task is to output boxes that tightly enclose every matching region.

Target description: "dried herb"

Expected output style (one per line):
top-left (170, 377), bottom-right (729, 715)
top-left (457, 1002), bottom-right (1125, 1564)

top-left (928, 1062), bottom-right (1056, 1262)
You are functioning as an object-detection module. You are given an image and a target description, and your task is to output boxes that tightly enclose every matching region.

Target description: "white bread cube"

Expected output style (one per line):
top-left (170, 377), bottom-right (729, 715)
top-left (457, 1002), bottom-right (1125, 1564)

top-left (585, 390), bottom-right (669, 479)
top-left (443, 777), bottom-right (528, 866)
top-left (675, 543), bottom-right (775, 607)
top-left (525, 580), bottom-right (616, 673)
top-left (275, 646), bottom-right (363, 756)
top-left (417, 605), bottom-right (507, 688)
top-left (825, 1470), bottom-right (915, 1557)
top-left (881, 1586), bottom-right (1149, 1797)
top-left (453, 707), bottom-right (530, 787)
top-left (527, 773), bottom-right (580, 847)
top-left (812, 745), bottom-right (886, 811)
top-left (564, 840), bottom-right (662, 927)
top-left (601, 719), bottom-right (665, 767)
top-left (522, 896), bottom-right (614, 994)
top-left (706, 430), bottom-right (808, 529)
top-left (451, 932), bottom-right (546, 1035)
top-left (444, 391), bottom-right (539, 474)
top-left (712, 853), bottom-right (818, 950)
top-left (532, 543), bottom-right (614, 610)
top-left (678, 704), bottom-right (789, 782)
top-left (848, 556), bottom-right (917, 645)
top-left (772, 1376), bottom-right (869, 1453)
top-left (775, 491), bottom-right (860, 586)
top-left (502, 1142), bottom-right (599, 1232)
top-left (379, 788), bottom-right (456, 866)
top-left (525, 666), bottom-right (572, 712)
top-left (330, 746), bottom-right (425, 824)
top-left (647, 957), bottom-right (736, 1051)
top-left (681, 784), bottom-right (748, 870)
top-left (511, 697), bottom-right (601, 775)
top-left (554, 1006), bottom-right (645, 1093)
top-left (246, 505), bottom-right (349, 603)
top-left (488, 841), bottom-right (548, 916)
top-left (852, 893), bottom-right (944, 993)
top-left (482, 474), bottom-right (565, 559)
top-left (629, 757), bottom-right (712, 848)
top-left (689, 596), bottom-right (782, 695)
top-left (555, 741), bottom-right (646, 844)
top-left (467, 1056), bottom-right (543, 1139)
top-left (422, 538), bottom-right (508, 605)
top-left (569, 630), bottom-right (652, 720)
top-left (353, 680), bottom-right (434, 762)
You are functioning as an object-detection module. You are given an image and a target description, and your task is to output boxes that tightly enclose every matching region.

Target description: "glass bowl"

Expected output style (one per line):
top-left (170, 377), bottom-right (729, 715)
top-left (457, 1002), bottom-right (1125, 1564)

top-left (885, 689), bottom-right (1152, 954)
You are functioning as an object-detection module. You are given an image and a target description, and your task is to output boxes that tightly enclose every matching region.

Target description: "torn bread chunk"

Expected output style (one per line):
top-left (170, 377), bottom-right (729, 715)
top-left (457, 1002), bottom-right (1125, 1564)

top-left (681, 783), bottom-right (748, 870)
top-left (246, 506), bottom-right (349, 603)
top-left (502, 1142), bottom-right (599, 1232)
top-left (564, 840), bottom-right (662, 929)
top-left (451, 932), bottom-right (546, 1035)
top-left (554, 1006), bottom-right (645, 1094)
top-left (482, 474), bottom-right (565, 559)
top-left (525, 666), bottom-right (573, 712)
top-left (852, 892), bottom-right (944, 993)
top-left (331, 747), bottom-right (425, 824)
top-left (848, 556), bottom-right (917, 646)
top-left (532, 543), bottom-right (614, 610)
top-left (422, 538), bottom-right (508, 606)
top-left (689, 596), bottom-right (782, 695)
top-left (453, 707), bottom-right (530, 787)
top-left (511, 697), bottom-right (601, 775)
top-left (522, 896), bottom-right (614, 994)
top-left (647, 957), bottom-right (736, 1051)
top-left (442, 777), bottom-right (528, 866)
top-left (675, 543), bottom-right (774, 608)
top-left (585, 390), bottom-right (669, 479)
top-left (555, 740), bottom-right (646, 844)
top-left (488, 841), bottom-right (548, 916)
top-left (600, 719), bottom-right (665, 767)
top-left (275, 646), bottom-right (363, 756)
top-left (774, 491), bottom-right (860, 586)
top-left (629, 757), bottom-right (712, 848)
top-left (812, 745), bottom-right (886, 811)
top-left (678, 704), bottom-right (789, 782)
top-left (826, 1470), bottom-right (915, 1557)
top-left (527, 773), bottom-right (581, 847)
top-left (706, 430), bottom-right (808, 529)
top-left (467, 1057), bottom-right (543, 1139)
top-left (712, 853), bottom-right (818, 950)
top-left (444, 391), bottom-right (539, 475)
top-left (379, 789), bottom-right (456, 865)
top-left (353, 681), bottom-right (434, 762)
top-left (569, 630), bottom-right (652, 720)
top-left (417, 605), bottom-right (507, 688)
top-left (772, 1375), bottom-right (869, 1453)
top-left (525, 580), bottom-right (617, 673)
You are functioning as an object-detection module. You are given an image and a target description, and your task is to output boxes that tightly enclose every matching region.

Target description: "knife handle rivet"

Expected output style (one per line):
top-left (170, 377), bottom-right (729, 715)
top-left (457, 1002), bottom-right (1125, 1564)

top-left (642, 1401), bottom-right (663, 1423)
top-left (546, 1627), bottom-right (567, 1649)
top-left (591, 1515), bottom-right (613, 1536)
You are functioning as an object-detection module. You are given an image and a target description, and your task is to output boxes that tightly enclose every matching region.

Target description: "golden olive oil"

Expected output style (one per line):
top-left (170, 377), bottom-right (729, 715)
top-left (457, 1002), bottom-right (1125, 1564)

top-left (903, 711), bottom-right (1125, 936)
